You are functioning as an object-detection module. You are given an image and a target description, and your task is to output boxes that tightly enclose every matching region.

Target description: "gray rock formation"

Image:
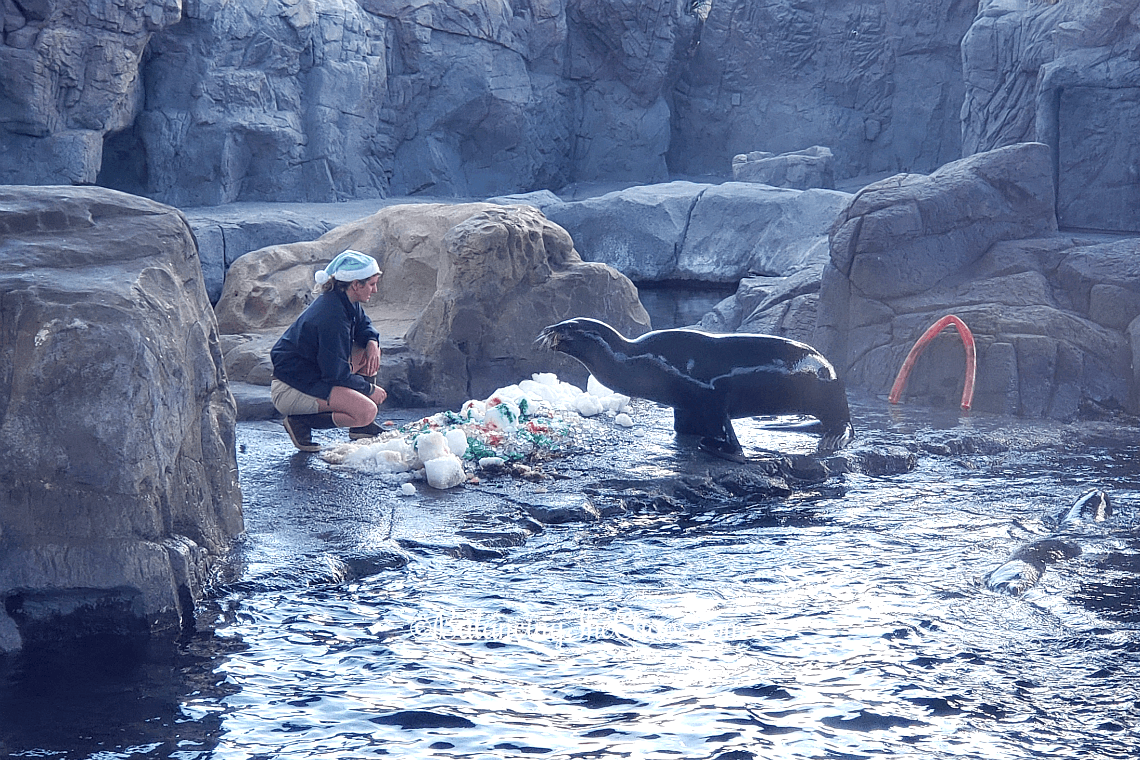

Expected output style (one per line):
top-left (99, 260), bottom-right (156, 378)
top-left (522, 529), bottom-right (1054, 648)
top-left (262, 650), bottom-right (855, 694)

top-left (216, 202), bottom-right (650, 407)
top-left (696, 243), bottom-right (831, 341)
top-left (814, 142), bottom-right (1139, 419)
top-left (0, 0), bottom-right (182, 185)
top-left (1, 0), bottom-right (697, 205)
top-left (542, 180), bottom-right (851, 283)
top-left (732, 146), bottom-right (835, 190)
top-left (186, 198), bottom-right (438, 303)
top-left (668, 0), bottom-right (976, 180)
top-left (0, 186), bottom-right (244, 652)
top-left (961, 0), bottom-right (1140, 233)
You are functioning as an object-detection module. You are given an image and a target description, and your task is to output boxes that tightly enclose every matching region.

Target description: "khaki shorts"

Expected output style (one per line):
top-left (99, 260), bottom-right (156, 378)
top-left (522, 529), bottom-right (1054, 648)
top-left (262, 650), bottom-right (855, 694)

top-left (271, 379), bottom-right (323, 416)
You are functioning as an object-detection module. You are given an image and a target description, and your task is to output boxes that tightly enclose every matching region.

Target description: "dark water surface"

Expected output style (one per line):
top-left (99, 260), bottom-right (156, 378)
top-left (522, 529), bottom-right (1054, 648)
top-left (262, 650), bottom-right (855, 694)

top-left (2, 398), bottom-right (1138, 759)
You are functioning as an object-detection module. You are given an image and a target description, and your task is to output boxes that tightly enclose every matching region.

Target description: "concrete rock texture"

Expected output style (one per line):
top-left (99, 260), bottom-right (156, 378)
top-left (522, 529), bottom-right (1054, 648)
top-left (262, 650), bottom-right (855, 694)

top-left (669, 0), bottom-right (976, 180)
top-left (542, 180), bottom-right (851, 283)
top-left (732, 146), bottom-right (835, 190)
top-left (1, 0), bottom-right (1005, 203)
top-left (216, 201), bottom-right (650, 407)
top-left (0, 0), bottom-right (697, 204)
top-left (814, 143), bottom-right (1140, 420)
top-left (5, 0), bottom-right (1139, 213)
top-left (0, 186), bottom-right (243, 652)
top-left (961, 0), bottom-right (1140, 233)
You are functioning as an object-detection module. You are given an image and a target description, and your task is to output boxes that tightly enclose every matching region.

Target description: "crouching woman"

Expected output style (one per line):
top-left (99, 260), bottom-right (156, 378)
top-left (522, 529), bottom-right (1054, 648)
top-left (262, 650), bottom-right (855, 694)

top-left (270, 250), bottom-right (389, 452)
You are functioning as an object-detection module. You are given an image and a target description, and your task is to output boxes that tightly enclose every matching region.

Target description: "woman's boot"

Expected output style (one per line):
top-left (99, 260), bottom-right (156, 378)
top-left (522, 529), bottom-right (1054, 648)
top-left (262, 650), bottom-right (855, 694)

top-left (284, 412), bottom-right (338, 452)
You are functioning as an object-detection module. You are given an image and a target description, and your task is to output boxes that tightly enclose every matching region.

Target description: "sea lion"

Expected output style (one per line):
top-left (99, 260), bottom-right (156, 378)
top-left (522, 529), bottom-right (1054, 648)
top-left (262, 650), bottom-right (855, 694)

top-left (1056, 488), bottom-right (1112, 527)
top-left (537, 317), bottom-right (854, 458)
top-left (983, 538), bottom-right (1082, 596)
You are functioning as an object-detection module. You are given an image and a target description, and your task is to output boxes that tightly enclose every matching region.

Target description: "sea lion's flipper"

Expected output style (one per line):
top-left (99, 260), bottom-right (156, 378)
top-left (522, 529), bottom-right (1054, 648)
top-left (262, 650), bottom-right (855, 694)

top-left (698, 416), bottom-right (744, 461)
top-left (816, 422), bottom-right (855, 454)
top-left (672, 406), bottom-right (725, 438)
top-left (699, 436), bottom-right (748, 463)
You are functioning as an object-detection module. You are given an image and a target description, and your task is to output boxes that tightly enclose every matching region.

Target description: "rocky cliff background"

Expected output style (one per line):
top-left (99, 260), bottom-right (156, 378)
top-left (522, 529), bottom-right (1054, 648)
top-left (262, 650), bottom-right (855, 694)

top-left (6, 0), bottom-right (1137, 233)
top-left (1, 0), bottom-right (979, 204)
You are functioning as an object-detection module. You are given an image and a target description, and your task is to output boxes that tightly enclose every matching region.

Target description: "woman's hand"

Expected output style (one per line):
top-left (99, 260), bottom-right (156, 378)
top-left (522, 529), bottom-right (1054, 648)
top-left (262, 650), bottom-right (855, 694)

top-left (360, 340), bottom-right (381, 376)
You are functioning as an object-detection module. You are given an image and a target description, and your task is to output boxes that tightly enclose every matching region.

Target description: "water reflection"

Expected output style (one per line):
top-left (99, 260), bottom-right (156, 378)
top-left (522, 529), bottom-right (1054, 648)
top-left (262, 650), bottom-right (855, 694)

top-left (1, 399), bottom-right (1138, 759)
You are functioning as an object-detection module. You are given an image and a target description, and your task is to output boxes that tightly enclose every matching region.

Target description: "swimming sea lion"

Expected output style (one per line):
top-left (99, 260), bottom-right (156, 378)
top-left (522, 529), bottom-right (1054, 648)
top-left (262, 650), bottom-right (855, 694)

top-left (1056, 488), bottom-right (1112, 527)
top-left (537, 317), bottom-right (854, 458)
top-left (983, 538), bottom-right (1082, 595)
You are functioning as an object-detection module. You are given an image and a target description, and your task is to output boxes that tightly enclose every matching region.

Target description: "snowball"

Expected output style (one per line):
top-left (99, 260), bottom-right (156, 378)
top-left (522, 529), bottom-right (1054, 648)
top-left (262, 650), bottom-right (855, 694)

top-left (340, 442), bottom-right (412, 473)
top-left (478, 456), bottom-right (506, 469)
top-left (614, 413), bottom-right (634, 428)
top-left (415, 430), bottom-right (451, 462)
top-left (445, 428), bottom-right (468, 458)
top-left (573, 392), bottom-right (604, 417)
top-left (423, 454), bottom-right (467, 489)
top-left (399, 482), bottom-right (417, 496)
top-left (484, 399), bottom-right (521, 431)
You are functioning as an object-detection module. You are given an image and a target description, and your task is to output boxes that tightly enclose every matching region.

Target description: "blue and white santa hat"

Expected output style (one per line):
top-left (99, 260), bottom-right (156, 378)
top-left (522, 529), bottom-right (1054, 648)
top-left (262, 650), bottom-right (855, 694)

top-left (315, 250), bottom-right (381, 284)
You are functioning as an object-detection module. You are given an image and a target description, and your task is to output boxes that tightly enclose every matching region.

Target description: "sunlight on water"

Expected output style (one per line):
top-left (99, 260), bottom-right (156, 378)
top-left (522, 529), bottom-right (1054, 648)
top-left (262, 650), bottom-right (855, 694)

top-left (199, 435), bottom-right (1139, 759)
top-left (2, 402), bottom-right (1138, 760)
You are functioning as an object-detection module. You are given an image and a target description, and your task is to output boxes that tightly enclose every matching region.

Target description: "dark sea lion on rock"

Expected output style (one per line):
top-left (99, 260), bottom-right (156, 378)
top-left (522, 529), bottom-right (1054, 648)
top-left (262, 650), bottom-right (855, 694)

top-left (537, 317), bottom-right (854, 459)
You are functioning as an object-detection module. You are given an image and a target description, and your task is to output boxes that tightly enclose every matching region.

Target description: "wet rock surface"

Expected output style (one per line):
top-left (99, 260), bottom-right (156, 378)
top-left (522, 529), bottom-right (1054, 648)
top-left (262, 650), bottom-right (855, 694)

top-left (229, 395), bottom-right (1135, 581)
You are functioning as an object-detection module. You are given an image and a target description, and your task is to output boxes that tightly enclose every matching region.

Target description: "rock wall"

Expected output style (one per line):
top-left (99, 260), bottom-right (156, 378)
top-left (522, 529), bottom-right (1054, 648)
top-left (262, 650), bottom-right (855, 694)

top-left (6, 0), bottom-right (1140, 225)
top-left (815, 143), bottom-right (1139, 420)
top-left (1, 0), bottom-right (697, 205)
top-left (541, 180), bottom-right (850, 283)
top-left (0, 0), bottom-right (182, 185)
top-left (0, 186), bottom-right (244, 652)
top-left (668, 0), bottom-right (976, 180)
top-left (216, 202), bottom-right (650, 406)
top-left (961, 0), bottom-right (1140, 233)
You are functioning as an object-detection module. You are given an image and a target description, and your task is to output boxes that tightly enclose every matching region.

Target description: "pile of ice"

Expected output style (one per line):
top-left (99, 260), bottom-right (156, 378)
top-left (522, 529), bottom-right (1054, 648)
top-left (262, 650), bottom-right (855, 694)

top-left (320, 373), bottom-right (633, 489)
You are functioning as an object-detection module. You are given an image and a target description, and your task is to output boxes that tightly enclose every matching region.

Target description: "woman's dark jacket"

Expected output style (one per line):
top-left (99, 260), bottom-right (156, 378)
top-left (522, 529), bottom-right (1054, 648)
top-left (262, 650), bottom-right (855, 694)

top-left (271, 288), bottom-right (380, 400)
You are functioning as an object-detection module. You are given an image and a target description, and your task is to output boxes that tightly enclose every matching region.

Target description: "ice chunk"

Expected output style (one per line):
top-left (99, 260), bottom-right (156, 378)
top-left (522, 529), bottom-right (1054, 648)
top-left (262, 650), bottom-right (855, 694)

top-left (484, 398), bottom-right (522, 431)
top-left (573, 392), bottom-right (603, 417)
top-left (415, 431), bottom-right (451, 462)
top-left (424, 454), bottom-right (467, 489)
top-left (615, 413), bottom-right (634, 428)
top-left (341, 442), bottom-right (412, 473)
top-left (587, 375), bottom-right (614, 396)
top-left (446, 428), bottom-right (468, 459)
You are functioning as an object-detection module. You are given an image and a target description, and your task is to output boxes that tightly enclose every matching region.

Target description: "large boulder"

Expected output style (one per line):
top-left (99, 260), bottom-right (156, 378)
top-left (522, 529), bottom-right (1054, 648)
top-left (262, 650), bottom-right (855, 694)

top-left (814, 143), bottom-right (1139, 419)
top-left (961, 0), bottom-right (1140, 233)
top-left (543, 180), bottom-right (851, 283)
top-left (0, 186), bottom-right (243, 653)
top-left (215, 202), bottom-right (650, 407)
top-left (732, 146), bottom-right (835, 190)
top-left (185, 199), bottom-right (420, 304)
top-left (827, 142), bottom-right (1057, 302)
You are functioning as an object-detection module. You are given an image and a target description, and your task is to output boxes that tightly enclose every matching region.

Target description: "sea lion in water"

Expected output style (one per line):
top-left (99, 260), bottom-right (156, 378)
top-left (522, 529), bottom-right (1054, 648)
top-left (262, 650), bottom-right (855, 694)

top-left (983, 538), bottom-right (1082, 595)
top-left (537, 317), bottom-right (854, 458)
top-left (1056, 488), bottom-right (1112, 527)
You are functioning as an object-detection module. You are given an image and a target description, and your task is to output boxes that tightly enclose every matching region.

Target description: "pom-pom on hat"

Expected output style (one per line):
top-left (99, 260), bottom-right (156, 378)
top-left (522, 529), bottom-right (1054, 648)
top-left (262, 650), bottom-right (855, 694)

top-left (315, 250), bottom-right (381, 284)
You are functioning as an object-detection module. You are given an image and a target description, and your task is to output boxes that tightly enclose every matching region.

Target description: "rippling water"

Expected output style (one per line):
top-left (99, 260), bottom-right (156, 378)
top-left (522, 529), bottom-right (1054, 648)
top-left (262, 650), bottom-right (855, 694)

top-left (3, 399), bottom-right (1138, 759)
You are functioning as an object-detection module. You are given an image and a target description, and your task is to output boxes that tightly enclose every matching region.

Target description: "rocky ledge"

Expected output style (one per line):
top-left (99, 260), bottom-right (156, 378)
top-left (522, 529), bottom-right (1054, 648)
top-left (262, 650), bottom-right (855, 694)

top-left (0, 187), bottom-right (243, 653)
